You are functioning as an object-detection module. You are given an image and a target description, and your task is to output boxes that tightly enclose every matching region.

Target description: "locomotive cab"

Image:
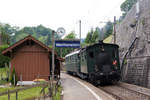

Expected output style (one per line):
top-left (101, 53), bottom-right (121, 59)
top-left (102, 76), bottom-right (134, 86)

top-left (80, 42), bottom-right (120, 84)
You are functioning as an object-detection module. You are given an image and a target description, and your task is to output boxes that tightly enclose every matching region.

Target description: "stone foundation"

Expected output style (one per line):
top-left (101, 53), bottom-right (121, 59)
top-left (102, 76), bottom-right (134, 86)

top-left (122, 57), bottom-right (150, 87)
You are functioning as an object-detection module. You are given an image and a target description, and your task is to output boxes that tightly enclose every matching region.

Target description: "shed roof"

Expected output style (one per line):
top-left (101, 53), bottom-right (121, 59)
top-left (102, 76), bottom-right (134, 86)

top-left (2, 35), bottom-right (52, 55)
top-left (2, 35), bottom-right (65, 62)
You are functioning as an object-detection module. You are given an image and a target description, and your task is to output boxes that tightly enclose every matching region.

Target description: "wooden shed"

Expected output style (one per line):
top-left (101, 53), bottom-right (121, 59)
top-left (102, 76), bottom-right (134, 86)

top-left (2, 35), bottom-right (62, 81)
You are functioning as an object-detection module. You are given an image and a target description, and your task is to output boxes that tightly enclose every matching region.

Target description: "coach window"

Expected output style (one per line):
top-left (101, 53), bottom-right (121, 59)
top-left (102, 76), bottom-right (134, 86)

top-left (75, 55), bottom-right (78, 62)
top-left (81, 53), bottom-right (84, 61)
top-left (85, 54), bottom-right (87, 59)
top-left (71, 56), bottom-right (72, 62)
top-left (72, 56), bottom-right (74, 62)
top-left (68, 58), bottom-right (70, 63)
top-left (82, 56), bottom-right (84, 61)
top-left (74, 55), bottom-right (76, 62)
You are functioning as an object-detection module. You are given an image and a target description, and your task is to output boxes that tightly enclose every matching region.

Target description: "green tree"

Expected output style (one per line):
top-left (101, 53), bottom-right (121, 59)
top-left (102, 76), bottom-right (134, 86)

top-left (91, 28), bottom-right (98, 43)
top-left (120, 0), bottom-right (137, 18)
top-left (0, 23), bottom-right (61, 46)
top-left (64, 31), bottom-right (76, 39)
top-left (103, 21), bottom-right (113, 39)
top-left (46, 33), bottom-right (51, 46)
top-left (13, 24), bottom-right (56, 45)
top-left (84, 28), bottom-right (98, 45)
top-left (0, 45), bottom-right (10, 68)
top-left (0, 25), bottom-right (10, 45)
top-left (85, 31), bottom-right (92, 44)
top-left (84, 22), bottom-right (113, 46)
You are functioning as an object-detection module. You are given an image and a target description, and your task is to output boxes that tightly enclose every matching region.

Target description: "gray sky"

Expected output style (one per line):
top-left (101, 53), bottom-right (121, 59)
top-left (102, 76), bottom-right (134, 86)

top-left (0, 0), bottom-right (125, 38)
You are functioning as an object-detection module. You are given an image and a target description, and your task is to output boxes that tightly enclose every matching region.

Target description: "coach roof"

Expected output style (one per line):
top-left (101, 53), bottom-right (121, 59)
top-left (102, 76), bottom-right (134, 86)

top-left (65, 50), bottom-right (80, 58)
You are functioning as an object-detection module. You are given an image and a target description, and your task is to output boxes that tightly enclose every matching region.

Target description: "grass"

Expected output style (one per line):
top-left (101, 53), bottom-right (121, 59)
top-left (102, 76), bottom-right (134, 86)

top-left (0, 83), bottom-right (62, 100)
top-left (0, 86), bottom-right (49, 100)
top-left (0, 86), bottom-right (22, 93)
top-left (0, 80), bottom-right (8, 85)
top-left (103, 35), bottom-right (113, 43)
top-left (0, 67), bottom-right (9, 85)
top-left (0, 67), bottom-right (8, 78)
top-left (53, 86), bottom-right (62, 100)
top-left (0, 67), bottom-right (62, 100)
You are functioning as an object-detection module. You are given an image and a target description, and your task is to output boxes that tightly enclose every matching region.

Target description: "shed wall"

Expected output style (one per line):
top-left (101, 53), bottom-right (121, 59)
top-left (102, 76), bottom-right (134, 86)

top-left (11, 43), bottom-right (50, 81)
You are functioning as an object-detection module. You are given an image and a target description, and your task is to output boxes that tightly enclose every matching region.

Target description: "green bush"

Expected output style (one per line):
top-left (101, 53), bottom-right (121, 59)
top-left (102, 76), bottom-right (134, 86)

top-left (9, 67), bottom-right (18, 86)
top-left (0, 45), bottom-right (10, 68)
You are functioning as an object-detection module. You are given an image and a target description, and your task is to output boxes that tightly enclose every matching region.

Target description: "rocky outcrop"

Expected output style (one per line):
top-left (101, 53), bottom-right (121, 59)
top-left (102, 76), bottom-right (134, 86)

top-left (114, 0), bottom-right (150, 88)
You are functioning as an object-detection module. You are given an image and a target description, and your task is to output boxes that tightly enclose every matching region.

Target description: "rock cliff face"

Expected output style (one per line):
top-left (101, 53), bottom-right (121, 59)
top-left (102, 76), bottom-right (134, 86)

top-left (115, 0), bottom-right (150, 87)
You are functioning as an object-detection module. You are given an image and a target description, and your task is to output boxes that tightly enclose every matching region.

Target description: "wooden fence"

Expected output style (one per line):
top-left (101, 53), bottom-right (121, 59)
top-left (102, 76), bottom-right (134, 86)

top-left (0, 79), bottom-right (60, 100)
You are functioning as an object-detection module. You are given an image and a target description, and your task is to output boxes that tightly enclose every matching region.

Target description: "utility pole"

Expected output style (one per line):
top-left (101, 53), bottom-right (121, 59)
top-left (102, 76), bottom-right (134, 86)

top-left (50, 30), bottom-right (55, 99)
top-left (113, 16), bottom-right (116, 44)
top-left (79, 20), bottom-right (81, 48)
top-left (52, 30), bottom-right (55, 80)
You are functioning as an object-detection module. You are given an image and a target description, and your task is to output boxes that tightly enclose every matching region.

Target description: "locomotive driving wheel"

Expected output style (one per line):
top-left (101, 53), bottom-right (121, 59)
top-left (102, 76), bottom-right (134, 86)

top-left (89, 73), bottom-right (98, 86)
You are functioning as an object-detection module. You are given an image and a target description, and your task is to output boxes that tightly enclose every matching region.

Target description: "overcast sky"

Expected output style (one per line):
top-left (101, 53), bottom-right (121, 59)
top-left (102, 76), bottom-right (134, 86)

top-left (0, 0), bottom-right (125, 38)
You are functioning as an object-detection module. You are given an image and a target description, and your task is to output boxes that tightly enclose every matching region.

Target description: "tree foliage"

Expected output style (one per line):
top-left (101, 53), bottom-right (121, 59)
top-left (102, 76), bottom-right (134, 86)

top-left (84, 21), bottom-right (113, 46)
top-left (91, 29), bottom-right (98, 43)
top-left (0, 23), bottom-right (60, 46)
top-left (103, 21), bottom-right (113, 38)
top-left (84, 31), bottom-right (92, 44)
top-left (14, 25), bottom-right (56, 45)
top-left (64, 31), bottom-right (76, 39)
top-left (0, 24), bottom-right (10, 45)
top-left (120, 0), bottom-right (137, 19)
top-left (0, 45), bottom-right (10, 68)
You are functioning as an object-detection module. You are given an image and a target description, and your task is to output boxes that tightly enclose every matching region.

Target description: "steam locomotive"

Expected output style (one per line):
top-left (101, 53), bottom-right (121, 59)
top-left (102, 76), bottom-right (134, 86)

top-left (65, 41), bottom-right (121, 85)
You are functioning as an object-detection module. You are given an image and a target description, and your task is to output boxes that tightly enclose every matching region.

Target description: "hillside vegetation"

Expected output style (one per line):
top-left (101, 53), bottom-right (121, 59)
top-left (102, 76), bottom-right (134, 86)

top-left (0, 24), bottom-right (60, 46)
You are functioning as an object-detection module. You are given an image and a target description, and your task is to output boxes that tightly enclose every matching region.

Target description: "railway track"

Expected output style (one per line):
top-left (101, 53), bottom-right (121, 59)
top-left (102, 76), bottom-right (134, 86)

top-left (98, 83), bottom-right (150, 100)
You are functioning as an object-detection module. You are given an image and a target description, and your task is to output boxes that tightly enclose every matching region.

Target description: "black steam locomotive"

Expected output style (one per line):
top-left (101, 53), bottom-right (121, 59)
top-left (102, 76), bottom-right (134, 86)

top-left (65, 41), bottom-right (121, 85)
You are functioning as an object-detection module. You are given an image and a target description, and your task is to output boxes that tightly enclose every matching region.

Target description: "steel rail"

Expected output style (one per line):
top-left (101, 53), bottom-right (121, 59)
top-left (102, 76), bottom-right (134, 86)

top-left (118, 85), bottom-right (150, 100)
top-left (98, 86), bottom-right (124, 100)
top-left (99, 84), bottom-right (150, 100)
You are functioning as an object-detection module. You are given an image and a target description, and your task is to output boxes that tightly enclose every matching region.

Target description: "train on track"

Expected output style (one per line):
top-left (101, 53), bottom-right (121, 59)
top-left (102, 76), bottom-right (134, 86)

top-left (65, 41), bottom-right (121, 85)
